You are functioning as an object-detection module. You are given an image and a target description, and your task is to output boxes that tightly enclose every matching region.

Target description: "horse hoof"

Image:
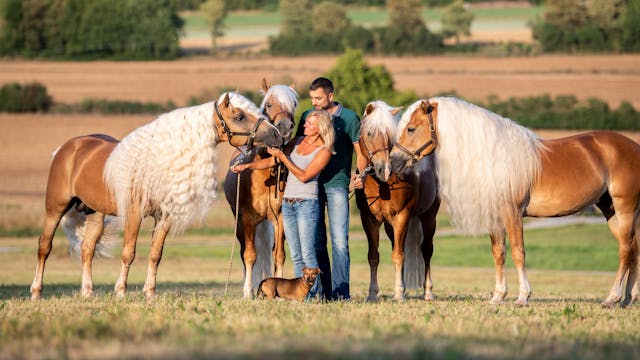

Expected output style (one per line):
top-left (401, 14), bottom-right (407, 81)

top-left (489, 295), bottom-right (504, 305)
top-left (366, 295), bottom-right (378, 303)
top-left (424, 293), bottom-right (434, 301)
top-left (392, 295), bottom-right (405, 302)
top-left (600, 300), bottom-right (616, 309)
top-left (81, 290), bottom-right (95, 298)
top-left (515, 298), bottom-right (529, 306)
top-left (30, 292), bottom-right (42, 300)
top-left (620, 296), bottom-right (633, 308)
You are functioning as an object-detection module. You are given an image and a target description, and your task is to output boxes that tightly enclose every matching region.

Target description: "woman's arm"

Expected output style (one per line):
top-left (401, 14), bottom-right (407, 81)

top-left (268, 147), bottom-right (331, 183)
top-left (230, 156), bottom-right (276, 173)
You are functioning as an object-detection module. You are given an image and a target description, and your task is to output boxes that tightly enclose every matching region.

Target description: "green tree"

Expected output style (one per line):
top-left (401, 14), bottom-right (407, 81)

top-left (280, 0), bottom-right (312, 35)
top-left (311, 2), bottom-right (351, 36)
top-left (621, 0), bottom-right (640, 52)
top-left (324, 48), bottom-right (396, 115)
top-left (440, 0), bottom-right (474, 44)
top-left (387, 0), bottom-right (425, 37)
top-left (200, 0), bottom-right (226, 52)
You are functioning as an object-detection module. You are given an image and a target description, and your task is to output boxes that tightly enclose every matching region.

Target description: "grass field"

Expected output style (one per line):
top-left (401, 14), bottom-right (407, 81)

top-left (1, 221), bottom-right (637, 359)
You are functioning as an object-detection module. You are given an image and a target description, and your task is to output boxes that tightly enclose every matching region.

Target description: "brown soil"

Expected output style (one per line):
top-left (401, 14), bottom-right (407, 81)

top-left (1, 55), bottom-right (639, 220)
top-left (1, 55), bottom-right (639, 108)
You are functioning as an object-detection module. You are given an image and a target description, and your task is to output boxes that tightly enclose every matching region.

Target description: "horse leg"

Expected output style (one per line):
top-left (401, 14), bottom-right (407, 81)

top-left (273, 214), bottom-right (286, 278)
top-left (30, 204), bottom-right (67, 300)
top-left (503, 210), bottom-right (530, 306)
top-left (602, 210), bottom-right (637, 308)
top-left (391, 215), bottom-right (410, 302)
top-left (420, 198), bottom-right (440, 301)
top-left (489, 229), bottom-right (508, 305)
top-left (80, 212), bottom-right (106, 298)
top-left (362, 213), bottom-right (381, 302)
top-left (143, 218), bottom-right (170, 299)
top-left (241, 214), bottom-right (258, 299)
top-left (114, 210), bottom-right (142, 298)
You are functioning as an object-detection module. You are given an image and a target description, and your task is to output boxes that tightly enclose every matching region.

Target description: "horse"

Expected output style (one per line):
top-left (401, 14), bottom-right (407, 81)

top-left (390, 96), bottom-right (640, 307)
top-left (30, 92), bottom-right (283, 300)
top-left (223, 79), bottom-right (298, 298)
top-left (356, 100), bottom-right (440, 301)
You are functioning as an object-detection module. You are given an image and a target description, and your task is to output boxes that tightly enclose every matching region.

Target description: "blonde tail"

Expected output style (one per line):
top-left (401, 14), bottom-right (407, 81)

top-left (252, 220), bottom-right (275, 289)
top-left (60, 205), bottom-right (118, 259)
top-left (402, 217), bottom-right (425, 289)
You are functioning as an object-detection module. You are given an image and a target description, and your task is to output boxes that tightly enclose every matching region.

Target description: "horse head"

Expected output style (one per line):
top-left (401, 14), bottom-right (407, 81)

top-left (390, 99), bottom-right (439, 175)
top-left (214, 92), bottom-right (283, 148)
top-left (360, 100), bottom-right (402, 182)
top-left (260, 78), bottom-right (298, 144)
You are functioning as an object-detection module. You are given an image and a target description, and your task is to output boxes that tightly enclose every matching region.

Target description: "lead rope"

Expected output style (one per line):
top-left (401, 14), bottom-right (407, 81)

top-left (224, 167), bottom-right (242, 297)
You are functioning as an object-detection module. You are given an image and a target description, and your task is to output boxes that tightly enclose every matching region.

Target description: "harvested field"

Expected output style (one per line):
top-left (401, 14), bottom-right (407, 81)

top-left (1, 55), bottom-right (639, 108)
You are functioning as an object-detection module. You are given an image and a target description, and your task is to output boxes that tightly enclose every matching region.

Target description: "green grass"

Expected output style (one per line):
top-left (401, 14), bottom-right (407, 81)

top-left (1, 219), bottom-right (637, 359)
top-left (181, 5), bottom-right (546, 35)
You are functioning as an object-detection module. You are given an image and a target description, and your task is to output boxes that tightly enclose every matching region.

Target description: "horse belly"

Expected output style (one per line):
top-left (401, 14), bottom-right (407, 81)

top-left (526, 148), bottom-right (606, 217)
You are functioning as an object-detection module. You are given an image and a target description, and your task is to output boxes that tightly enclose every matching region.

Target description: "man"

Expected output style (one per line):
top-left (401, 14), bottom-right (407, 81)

top-left (295, 77), bottom-right (366, 300)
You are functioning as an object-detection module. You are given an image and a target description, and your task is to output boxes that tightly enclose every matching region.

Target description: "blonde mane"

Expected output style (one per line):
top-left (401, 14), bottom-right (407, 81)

top-left (361, 100), bottom-right (399, 140)
top-left (260, 84), bottom-right (299, 114)
top-left (104, 92), bottom-right (257, 233)
top-left (401, 97), bottom-right (543, 235)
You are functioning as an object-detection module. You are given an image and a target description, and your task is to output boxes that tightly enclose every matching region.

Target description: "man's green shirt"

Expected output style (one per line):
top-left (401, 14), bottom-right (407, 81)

top-left (296, 103), bottom-right (361, 189)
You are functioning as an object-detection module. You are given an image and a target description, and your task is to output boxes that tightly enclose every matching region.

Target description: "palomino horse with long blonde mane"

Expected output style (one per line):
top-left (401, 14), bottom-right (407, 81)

top-left (356, 100), bottom-right (440, 301)
top-left (223, 79), bottom-right (299, 298)
top-left (391, 96), bottom-right (640, 307)
top-left (30, 92), bottom-right (283, 300)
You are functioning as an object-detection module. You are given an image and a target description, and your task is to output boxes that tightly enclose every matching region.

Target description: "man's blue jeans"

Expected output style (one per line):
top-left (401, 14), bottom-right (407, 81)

top-left (316, 186), bottom-right (350, 300)
top-left (281, 198), bottom-right (320, 297)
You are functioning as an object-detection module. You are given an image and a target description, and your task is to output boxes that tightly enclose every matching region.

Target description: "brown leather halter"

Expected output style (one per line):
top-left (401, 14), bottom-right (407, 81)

top-left (393, 110), bottom-right (438, 167)
top-left (215, 101), bottom-right (265, 151)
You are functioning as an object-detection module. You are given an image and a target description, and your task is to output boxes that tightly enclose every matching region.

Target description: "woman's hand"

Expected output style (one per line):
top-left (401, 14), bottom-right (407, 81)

top-left (267, 147), bottom-right (285, 161)
top-left (230, 163), bottom-right (249, 173)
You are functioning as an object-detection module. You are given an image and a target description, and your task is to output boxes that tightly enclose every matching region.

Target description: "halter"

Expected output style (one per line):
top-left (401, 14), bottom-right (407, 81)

top-left (215, 100), bottom-right (265, 151)
top-left (359, 130), bottom-right (390, 175)
top-left (394, 111), bottom-right (438, 167)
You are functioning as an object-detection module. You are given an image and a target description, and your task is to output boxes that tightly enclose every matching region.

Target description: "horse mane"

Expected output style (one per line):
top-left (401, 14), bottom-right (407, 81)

top-left (404, 96), bottom-right (543, 235)
top-left (104, 92), bottom-right (257, 233)
top-left (259, 84), bottom-right (299, 114)
top-left (362, 100), bottom-right (399, 141)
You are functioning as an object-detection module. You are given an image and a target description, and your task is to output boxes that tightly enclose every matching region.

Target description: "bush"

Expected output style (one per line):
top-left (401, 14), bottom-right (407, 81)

top-left (0, 82), bottom-right (52, 112)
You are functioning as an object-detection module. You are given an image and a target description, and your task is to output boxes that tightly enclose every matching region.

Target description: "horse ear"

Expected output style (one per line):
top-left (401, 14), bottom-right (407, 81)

top-left (421, 100), bottom-right (436, 114)
top-left (289, 80), bottom-right (296, 90)
top-left (391, 106), bottom-right (403, 116)
top-left (261, 78), bottom-right (270, 92)
top-left (428, 102), bottom-right (438, 114)
top-left (364, 103), bottom-right (375, 116)
top-left (222, 92), bottom-right (231, 108)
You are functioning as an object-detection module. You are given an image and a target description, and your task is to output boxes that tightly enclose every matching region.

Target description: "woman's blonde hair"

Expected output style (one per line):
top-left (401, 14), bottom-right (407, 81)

top-left (307, 110), bottom-right (335, 154)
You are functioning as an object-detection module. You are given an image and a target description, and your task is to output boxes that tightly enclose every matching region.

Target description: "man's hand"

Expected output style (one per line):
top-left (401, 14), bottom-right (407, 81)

top-left (349, 172), bottom-right (365, 191)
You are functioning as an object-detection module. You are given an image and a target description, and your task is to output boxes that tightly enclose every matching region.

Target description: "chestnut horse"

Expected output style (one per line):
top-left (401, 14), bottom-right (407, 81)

top-left (356, 101), bottom-right (440, 301)
top-left (391, 96), bottom-right (640, 307)
top-left (223, 79), bottom-right (298, 298)
top-left (30, 92), bottom-right (283, 300)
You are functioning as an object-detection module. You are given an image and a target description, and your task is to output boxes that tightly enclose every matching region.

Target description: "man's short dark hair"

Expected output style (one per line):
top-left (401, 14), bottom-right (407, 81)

top-left (309, 77), bottom-right (334, 94)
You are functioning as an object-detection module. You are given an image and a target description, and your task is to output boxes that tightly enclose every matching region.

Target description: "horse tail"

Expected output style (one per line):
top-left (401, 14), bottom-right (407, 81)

top-left (60, 205), bottom-right (118, 259)
top-left (403, 217), bottom-right (425, 289)
top-left (253, 220), bottom-right (275, 288)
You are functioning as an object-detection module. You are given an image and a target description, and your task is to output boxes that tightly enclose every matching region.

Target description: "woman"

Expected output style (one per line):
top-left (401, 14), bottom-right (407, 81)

top-left (231, 110), bottom-right (335, 298)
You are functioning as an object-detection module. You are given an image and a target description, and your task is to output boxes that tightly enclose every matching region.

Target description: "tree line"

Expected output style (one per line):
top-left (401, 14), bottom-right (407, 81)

top-left (0, 0), bottom-right (183, 59)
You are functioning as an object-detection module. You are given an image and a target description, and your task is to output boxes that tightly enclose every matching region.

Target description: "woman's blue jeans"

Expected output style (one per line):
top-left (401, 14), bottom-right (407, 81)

top-left (281, 198), bottom-right (320, 298)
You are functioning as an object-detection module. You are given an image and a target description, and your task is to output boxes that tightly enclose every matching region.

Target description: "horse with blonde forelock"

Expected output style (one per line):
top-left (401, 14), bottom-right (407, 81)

top-left (391, 96), bottom-right (640, 308)
top-left (30, 92), bottom-right (283, 300)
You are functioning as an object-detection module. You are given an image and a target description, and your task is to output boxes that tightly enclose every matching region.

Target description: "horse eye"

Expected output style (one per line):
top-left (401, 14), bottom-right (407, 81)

top-left (236, 114), bottom-right (245, 121)
top-left (367, 131), bottom-right (373, 137)
top-left (266, 104), bottom-right (272, 109)
top-left (408, 127), bottom-right (415, 133)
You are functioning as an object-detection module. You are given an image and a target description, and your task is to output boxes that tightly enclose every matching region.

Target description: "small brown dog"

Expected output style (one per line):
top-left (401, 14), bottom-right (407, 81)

top-left (257, 267), bottom-right (321, 301)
